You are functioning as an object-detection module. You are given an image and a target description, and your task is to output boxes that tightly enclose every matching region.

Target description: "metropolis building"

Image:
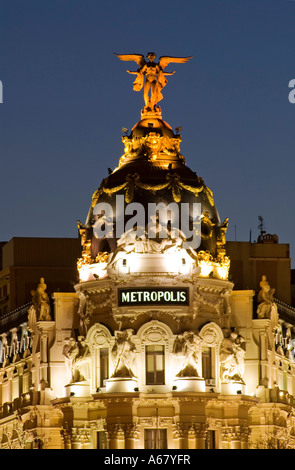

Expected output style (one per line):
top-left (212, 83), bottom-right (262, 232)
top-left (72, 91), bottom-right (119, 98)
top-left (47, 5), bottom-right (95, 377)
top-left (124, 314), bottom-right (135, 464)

top-left (1, 53), bottom-right (295, 450)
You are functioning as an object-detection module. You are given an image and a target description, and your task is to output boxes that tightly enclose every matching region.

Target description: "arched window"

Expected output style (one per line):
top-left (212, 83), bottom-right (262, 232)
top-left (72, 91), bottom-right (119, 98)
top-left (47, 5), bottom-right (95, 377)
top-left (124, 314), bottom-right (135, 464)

top-left (86, 324), bottom-right (112, 391)
top-left (202, 346), bottom-right (215, 382)
top-left (136, 320), bottom-right (173, 390)
top-left (199, 322), bottom-right (224, 388)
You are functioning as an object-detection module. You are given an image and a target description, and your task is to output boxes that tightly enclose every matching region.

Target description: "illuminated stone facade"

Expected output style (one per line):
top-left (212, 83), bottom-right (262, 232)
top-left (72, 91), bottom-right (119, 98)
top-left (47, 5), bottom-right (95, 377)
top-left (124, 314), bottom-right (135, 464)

top-left (1, 58), bottom-right (295, 449)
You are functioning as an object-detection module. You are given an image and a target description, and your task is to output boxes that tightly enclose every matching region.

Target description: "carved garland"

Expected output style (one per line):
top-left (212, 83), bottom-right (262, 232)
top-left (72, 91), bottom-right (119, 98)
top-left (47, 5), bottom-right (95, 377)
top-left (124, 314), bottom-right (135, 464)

top-left (91, 173), bottom-right (215, 207)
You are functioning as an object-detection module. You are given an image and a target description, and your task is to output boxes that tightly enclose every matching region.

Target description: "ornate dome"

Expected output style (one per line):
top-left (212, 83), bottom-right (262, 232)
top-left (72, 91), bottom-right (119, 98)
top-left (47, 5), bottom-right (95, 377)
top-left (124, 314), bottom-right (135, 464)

top-left (77, 109), bottom-right (229, 282)
top-left (76, 53), bottom-right (230, 282)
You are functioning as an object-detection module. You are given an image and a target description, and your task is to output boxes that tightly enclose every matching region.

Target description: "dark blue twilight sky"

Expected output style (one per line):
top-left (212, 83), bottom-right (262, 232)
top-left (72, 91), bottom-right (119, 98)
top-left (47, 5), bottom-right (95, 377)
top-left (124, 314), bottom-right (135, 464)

top-left (0, 1), bottom-right (295, 262)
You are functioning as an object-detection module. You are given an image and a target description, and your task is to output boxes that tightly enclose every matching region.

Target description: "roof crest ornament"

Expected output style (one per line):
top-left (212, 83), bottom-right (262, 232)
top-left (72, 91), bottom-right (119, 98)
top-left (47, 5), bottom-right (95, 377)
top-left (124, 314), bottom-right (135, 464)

top-left (114, 52), bottom-right (192, 116)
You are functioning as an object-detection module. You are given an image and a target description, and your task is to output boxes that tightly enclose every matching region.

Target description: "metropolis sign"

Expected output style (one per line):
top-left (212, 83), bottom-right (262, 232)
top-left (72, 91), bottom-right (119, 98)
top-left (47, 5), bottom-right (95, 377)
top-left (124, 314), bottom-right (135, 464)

top-left (118, 287), bottom-right (189, 306)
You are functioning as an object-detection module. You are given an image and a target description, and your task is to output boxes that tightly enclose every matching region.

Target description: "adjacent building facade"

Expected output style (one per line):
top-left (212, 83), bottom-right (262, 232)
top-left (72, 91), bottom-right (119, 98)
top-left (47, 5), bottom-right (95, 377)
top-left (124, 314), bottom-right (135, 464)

top-left (226, 237), bottom-right (291, 305)
top-left (0, 237), bottom-right (81, 315)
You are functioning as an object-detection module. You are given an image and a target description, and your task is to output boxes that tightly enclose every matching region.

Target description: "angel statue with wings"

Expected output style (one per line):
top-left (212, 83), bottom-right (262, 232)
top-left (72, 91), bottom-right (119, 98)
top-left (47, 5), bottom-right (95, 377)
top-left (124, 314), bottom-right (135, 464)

top-left (114, 52), bottom-right (192, 112)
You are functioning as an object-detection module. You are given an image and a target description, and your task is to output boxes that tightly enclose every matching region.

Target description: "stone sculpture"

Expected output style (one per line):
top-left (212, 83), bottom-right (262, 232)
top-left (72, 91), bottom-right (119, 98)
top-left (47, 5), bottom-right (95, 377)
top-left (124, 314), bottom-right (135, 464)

top-left (111, 329), bottom-right (136, 378)
top-left (115, 52), bottom-right (192, 111)
top-left (257, 275), bottom-right (276, 319)
top-left (30, 277), bottom-right (52, 322)
top-left (220, 330), bottom-right (246, 384)
top-left (63, 336), bottom-right (91, 383)
top-left (173, 331), bottom-right (201, 377)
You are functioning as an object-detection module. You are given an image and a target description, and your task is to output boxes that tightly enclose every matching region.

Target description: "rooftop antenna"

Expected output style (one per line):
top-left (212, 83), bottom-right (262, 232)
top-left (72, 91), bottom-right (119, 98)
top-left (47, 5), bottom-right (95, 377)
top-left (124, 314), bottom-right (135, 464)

top-left (258, 216), bottom-right (266, 237)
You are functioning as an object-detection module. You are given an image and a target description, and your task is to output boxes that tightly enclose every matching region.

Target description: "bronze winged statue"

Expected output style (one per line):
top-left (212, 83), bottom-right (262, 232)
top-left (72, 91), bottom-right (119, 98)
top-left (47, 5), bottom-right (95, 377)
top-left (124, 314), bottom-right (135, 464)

top-left (114, 52), bottom-right (192, 112)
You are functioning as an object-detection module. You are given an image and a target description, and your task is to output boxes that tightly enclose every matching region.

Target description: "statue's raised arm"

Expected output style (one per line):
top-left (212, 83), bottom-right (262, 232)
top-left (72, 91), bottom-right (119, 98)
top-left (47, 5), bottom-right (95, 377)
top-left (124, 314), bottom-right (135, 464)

top-left (114, 52), bottom-right (192, 113)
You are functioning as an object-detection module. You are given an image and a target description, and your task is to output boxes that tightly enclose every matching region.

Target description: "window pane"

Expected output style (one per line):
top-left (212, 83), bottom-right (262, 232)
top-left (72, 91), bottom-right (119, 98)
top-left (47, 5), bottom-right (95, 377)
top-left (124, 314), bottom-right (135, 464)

top-left (156, 370), bottom-right (165, 384)
top-left (145, 345), bottom-right (165, 385)
top-left (206, 430), bottom-right (217, 449)
top-left (97, 431), bottom-right (108, 449)
top-left (145, 429), bottom-right (167, 449)
top-left (158, 429), bottom-right (167, 449)
top-left (202, 347), bottom-right (214, 379)
top-left (147, 355), bottom-right (155, 372)
top-left (156, 355), bottom-right (164, 371)
top-left (100, 348), bottom-right (109, 386)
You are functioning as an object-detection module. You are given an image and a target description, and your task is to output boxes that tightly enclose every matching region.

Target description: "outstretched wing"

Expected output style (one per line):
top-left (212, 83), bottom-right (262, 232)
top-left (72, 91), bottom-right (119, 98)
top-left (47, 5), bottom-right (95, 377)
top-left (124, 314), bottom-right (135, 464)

top-left (114, 53), bottom-right (146, 67)
top-left (159, 56), bottom-right (193, 69)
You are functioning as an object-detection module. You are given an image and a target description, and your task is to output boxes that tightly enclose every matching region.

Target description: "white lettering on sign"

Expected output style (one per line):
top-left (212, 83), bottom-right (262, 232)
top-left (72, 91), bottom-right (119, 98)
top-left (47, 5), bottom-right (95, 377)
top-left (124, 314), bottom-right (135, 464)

top-left (118, 288), bottom-right (189, 306)
top-left (121, 292), bottom-right (130, 303)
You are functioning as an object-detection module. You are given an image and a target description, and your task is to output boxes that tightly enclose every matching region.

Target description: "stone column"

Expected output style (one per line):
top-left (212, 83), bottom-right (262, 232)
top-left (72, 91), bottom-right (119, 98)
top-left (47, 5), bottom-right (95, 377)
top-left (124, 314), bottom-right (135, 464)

top-left (40, 332), bottom-right (49, 386)
top-left (221, 427), bottom-right (233, 449)
top-left (230, 440), bottom-right (241, 449)
top-left (124, 424), bottom-right (139, 449)
top-left (71, 427), bottom-right (91, 449)
top-left (107, 424), bottom-right (125, 449)
top-left (187, 426), bottom-right (196, 449)
top-left (259, 329), bottom-right (269, 387)
top-left (221, 426), bottom-right (248, 450)
top-left (62, 427), bottom-right (72, 449)
top-left (240, 426), bottom-right (249, 450)
top-left (195, 425), bottom-right (206, 449)
top-left (36, 321), bottom-right (55, 390)
top-left (173, 423), bottom-right (189, 449)
top-left (40, 332), bottom-right (48, 363)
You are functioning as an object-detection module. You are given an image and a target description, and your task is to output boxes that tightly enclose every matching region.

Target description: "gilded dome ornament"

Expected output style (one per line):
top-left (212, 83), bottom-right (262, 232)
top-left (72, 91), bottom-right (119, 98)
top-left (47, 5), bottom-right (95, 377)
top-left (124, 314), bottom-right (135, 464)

top-left (114, 52), bottom-right (192, 113)
top-left (119, 132), bottom-right (186, 168)
top-left (201, 211), bottom-right (215, 240)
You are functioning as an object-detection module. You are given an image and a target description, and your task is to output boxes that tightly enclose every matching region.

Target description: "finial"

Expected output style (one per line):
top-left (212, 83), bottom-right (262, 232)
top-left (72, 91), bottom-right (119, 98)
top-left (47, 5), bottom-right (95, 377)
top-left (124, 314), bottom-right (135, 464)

top-left (114, 52), bottom-right (192, 114)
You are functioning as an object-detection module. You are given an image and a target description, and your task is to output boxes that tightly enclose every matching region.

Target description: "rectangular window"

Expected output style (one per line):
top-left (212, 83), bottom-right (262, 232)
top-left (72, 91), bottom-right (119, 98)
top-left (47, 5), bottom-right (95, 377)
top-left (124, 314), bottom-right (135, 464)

top-left (100, 348), bottom-right (109, 387)
top-left (146, 345), bottom-right (165, 385)
top-left (206, 430), bottom-right (218, 449)
top-left (202, 347), bottom-right (214, 380)
top-left (144, 429), bottom-right (167, 449)
top-left (97, 431), bottom-right (108, 449)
